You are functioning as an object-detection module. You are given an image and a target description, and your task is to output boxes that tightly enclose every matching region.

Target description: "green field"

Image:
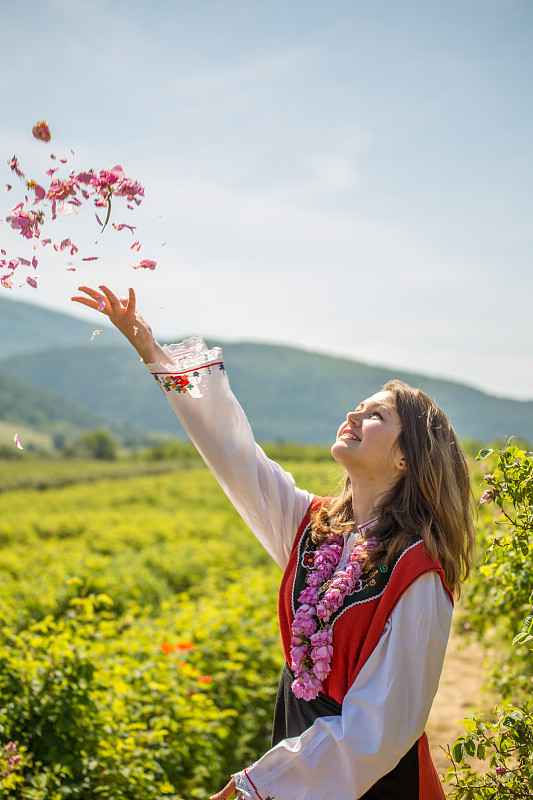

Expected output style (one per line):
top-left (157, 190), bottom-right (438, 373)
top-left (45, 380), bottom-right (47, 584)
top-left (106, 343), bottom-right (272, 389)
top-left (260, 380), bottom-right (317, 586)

top-left (0, 456), bottom-right (344, 799)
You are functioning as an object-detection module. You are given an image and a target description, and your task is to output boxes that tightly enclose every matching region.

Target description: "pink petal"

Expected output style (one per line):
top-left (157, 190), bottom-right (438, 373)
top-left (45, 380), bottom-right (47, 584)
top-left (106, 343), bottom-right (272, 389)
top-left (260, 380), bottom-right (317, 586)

top-left (32, 256), bottom-right (38, 268)
top-left (26, 276), bottom-right (38, 288)
top-left (59, 158), bottom-right (67, 164)
top-left (5, 184), bottom-right (12, 191)
top-left (82, 256), bottom-right (99, 261)
top-left (41, 238), bottom-right (51, 247)
top-left (14, 433), bottom-right (23, 450)
top-left (32, 120), bottom-right (51, 143)
top-left (132, 259), bottom-right (157, 270)
top-left (130, 241), bottom-right (141, 251)
top-left (45, 168), bottom-right (58, 176)
top-left (98, 297), bottom-right (105, 311)
top-left (108, 165), bottom-right (125, 181)
top-left (66, 267), bottom-right (76, 272)
top-left (113, 223), bottom-right (136, 233)
top-left (56, 203), bottom-right (74, 216)
top-left (95, 213), bottom-right (103, 226)
top-left (90, 329), bottom-right (102, 341)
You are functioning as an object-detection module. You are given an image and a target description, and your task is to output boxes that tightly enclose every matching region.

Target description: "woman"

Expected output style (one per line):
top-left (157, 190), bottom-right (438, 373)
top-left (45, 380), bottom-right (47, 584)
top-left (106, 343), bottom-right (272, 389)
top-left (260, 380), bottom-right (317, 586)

top-left (72, 285), bottom-right (476, 800)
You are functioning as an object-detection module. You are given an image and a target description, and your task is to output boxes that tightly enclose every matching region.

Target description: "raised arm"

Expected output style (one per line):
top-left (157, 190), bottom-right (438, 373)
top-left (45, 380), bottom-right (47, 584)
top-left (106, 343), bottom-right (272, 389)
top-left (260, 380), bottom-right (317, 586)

top-left (71, 286), bottom-right (312, 568)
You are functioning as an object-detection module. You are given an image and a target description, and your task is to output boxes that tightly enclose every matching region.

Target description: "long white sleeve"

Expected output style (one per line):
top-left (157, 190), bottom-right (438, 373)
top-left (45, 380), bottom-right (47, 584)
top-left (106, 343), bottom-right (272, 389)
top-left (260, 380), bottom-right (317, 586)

top-left (233, 572), bottom-right (452, 800)
top-left (145, 337), bottom-right (312, 569)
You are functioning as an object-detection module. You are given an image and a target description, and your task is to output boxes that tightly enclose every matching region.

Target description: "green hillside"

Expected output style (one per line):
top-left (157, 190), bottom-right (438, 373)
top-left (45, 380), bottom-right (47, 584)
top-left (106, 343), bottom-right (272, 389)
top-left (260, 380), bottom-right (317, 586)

top-left (0, 369), bottom-right (108, 436)
top-left (0, 295), bottom-right (531, 444)
top-left (0, 295), bottom-right (108, 357)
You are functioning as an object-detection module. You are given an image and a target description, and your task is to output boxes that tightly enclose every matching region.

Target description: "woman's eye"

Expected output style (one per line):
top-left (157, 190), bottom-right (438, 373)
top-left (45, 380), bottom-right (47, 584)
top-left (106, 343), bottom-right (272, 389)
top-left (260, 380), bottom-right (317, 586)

top-left (370, 412), bottom-right (382, 419)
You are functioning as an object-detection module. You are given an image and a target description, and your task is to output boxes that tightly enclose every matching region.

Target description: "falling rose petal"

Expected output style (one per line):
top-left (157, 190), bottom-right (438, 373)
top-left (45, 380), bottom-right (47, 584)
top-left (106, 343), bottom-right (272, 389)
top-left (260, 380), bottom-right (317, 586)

top-left (50, 153), bottom-right (56, 160)
top-left (132, 259), bottom-right (157, 270)
top-left (32, 120), bottom-right (51, 142)
top-left (161, 242), bottom-right (167, 246)
top-left (5, 184), bottom-right (12, 191)
top-left (95, 213), bottom-right (103, 227)
top-left (66, 267), bottom-right (76, 272)
top-left (91, 329), bottom-right (102, 341)
top-left (41, 238), bottom-right (51, 247)
top-left (14, 433), bottom-right (23, 450)
top-left (1, 249), bottom-right (6, 255)
top-left (26, 276), bottom-right (38, 288)
top-left (98, 297), bottom-right (105, 312)
top-left (18, 258), bottom-right (31, 267)
top-left (32, 256), bottom-right (38, 268)
top-left (113, 223), bottom-right (136, 233)
top-left (45, 168), bottom-right (58, 176)
top-left (127, 204), bottom-right (134, 210)
top-left (82, 256), bottom-right (99, 261)
top-left (130, 241), bottom-right (141, 251)
top-left (57, 203), bottom-right (74, 216)
top-left (1, 273), bottom-right (13, 288)
top-left (59, 158), bottom-right (67, 164)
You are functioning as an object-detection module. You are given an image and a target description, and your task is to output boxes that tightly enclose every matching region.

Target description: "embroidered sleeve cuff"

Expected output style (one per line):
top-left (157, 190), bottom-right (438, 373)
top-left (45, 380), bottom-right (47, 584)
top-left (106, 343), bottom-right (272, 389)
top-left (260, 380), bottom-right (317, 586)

top-left (144, 337), bottom-right (226, 397)
top-left (232, 769), bottom-right (259, 800)
top-left (144, 336), bottom-right (222, 373)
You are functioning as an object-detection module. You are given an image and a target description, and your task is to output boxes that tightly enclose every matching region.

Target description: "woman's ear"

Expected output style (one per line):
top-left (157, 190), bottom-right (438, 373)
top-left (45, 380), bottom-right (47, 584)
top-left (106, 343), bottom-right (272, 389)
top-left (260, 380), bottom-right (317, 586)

top-left (396, 454), bottom-right (407, 472)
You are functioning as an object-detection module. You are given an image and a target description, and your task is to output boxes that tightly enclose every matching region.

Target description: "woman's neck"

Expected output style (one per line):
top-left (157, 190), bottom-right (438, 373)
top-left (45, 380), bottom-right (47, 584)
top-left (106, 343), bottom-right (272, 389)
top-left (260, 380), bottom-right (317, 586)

top-left (348, 473), bottom-right (396, 529)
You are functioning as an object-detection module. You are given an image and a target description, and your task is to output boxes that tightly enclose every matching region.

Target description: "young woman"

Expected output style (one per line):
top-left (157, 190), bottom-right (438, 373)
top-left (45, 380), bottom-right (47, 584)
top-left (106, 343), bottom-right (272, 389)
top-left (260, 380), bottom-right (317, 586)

top-left (72, 285), bottom-right (476, 800)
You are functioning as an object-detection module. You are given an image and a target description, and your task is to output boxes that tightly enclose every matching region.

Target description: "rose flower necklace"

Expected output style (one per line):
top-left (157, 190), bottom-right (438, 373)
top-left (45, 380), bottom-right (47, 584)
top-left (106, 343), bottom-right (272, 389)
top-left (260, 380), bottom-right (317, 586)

top-left (290, 533), bottom-right (377, 701)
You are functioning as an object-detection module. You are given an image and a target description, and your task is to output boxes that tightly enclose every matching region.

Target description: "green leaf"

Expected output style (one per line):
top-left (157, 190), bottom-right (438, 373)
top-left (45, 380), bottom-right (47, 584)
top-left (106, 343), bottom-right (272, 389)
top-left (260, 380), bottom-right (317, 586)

top-left (453, 741), bottom-right (465, 762)
top-left (477, 449), bottom-right (494, 460)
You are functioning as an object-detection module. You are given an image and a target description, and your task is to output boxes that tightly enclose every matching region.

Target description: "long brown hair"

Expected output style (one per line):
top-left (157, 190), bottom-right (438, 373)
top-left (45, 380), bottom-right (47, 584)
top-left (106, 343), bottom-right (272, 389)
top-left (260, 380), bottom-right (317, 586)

top-left (311, 379), bottom-right (476, 597)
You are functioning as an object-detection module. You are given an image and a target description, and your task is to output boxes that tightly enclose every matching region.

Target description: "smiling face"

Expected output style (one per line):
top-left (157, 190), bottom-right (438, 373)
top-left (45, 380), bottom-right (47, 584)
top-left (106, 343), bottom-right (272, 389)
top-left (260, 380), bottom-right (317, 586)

top-left (331, 390), bottom-right (406, 483)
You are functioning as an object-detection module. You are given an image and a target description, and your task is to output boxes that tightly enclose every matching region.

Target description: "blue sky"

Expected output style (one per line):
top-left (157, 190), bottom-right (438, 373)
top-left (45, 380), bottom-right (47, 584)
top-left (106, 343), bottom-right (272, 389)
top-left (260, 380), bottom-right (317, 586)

top-left (1, 0), bottom-right (532, 398)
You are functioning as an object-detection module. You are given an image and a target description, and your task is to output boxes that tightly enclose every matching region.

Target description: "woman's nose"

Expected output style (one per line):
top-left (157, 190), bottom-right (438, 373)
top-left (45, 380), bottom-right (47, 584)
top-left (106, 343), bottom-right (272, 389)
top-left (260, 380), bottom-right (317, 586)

top-left (347, 412), bottom-right (361, 426)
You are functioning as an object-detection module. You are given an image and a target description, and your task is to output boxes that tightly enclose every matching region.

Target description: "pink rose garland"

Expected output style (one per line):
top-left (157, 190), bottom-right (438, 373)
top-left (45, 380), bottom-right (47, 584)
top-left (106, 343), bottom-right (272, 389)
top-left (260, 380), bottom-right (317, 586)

top-left (290, 534), bottom-right (377, 701)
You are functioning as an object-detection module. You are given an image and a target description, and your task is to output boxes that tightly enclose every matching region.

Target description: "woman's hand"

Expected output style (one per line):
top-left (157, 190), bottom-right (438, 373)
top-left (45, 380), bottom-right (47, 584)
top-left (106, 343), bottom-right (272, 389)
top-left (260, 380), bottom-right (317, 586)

top-left (210, 777), bottom-right (242, 799)
top-left (71, 285), bottom-right (168, 364)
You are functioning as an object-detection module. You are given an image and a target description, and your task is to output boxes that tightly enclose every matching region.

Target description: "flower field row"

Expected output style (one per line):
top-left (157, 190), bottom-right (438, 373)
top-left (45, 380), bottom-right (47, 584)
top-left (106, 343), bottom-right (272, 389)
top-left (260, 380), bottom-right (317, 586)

top-left (0, 459), bottom-right (341, 798)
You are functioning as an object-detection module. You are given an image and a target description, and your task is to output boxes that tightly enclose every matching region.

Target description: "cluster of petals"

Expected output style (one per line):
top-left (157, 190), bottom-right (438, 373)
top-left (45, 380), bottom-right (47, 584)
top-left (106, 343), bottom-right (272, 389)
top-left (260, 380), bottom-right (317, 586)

top-left (3, 141), bottom-right (152, 285)
top-left (290, 534), bottom-right (376, 701)
top-left (6, 203), bottom-right (43, 239)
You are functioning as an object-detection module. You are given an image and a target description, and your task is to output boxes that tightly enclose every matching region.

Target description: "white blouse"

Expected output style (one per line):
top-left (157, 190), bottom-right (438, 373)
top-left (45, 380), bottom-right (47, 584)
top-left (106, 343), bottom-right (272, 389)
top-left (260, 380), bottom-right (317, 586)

top-left (145, 337), bottom-right (452, 800)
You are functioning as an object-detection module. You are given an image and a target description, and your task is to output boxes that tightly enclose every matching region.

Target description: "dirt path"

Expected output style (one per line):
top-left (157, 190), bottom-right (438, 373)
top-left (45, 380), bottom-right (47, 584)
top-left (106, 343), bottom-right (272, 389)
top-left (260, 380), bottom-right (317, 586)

top-left (426, 624), bottom-right (486, 786)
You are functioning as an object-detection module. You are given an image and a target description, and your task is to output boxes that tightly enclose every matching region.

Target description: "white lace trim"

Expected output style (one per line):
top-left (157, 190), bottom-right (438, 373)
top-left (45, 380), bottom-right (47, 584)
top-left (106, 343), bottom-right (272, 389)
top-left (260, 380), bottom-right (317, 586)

top-left (232, 770), bottom-right (257, 800)
top-left (145, 337), bottom-right (223, 373)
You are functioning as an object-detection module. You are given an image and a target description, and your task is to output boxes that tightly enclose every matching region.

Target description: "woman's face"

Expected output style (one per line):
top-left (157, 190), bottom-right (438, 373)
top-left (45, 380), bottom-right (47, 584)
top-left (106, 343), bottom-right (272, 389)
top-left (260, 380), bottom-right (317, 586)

top-left (331, 390), bottom-right (405, 481)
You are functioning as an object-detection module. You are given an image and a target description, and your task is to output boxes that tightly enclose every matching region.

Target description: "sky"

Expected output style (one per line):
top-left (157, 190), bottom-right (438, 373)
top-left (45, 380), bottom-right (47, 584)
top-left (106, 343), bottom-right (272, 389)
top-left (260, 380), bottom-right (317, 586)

top-left (1, 0), bottom-right (532, 399)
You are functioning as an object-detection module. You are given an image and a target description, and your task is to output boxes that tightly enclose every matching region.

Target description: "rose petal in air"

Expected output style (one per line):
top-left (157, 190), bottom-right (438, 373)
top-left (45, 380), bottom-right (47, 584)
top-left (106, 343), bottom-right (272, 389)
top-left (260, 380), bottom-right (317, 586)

top-left (95, 213), bottom-right (103, 227)
top-left (82, 256), bottom-right (99, 261)
top-left (5, 184), bottom-right (12, 191)
top-left (32, 121), bottom-right (51, 142)
top-left (66, 267), bottom-right (76, 271)
top-left (26, 275), bottom-right (38, 288)
top-left (14, 433), bottom-right (23, 449)
top-left (32, 256), bottom-right (38, 269)
top-left (91, 330), bottom-right (102, 341)
top-left (130, 241), bottom-right (141, 251)
top-left (98, 297), bottom-right (105, 312)
top-left (132, 259), bottom-right (157, 270)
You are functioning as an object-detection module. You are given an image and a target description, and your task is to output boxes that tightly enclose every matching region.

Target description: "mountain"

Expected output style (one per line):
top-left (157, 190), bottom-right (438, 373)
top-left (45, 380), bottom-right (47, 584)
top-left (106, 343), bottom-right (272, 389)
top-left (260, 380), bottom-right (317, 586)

top-left (0, 295), bottom-right (531, 445)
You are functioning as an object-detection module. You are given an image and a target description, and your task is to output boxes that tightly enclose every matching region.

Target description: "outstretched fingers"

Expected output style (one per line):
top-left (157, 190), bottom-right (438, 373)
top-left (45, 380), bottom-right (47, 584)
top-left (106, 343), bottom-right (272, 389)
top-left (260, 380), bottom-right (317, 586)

top-left (71, 285), bottom-right (107, 312)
